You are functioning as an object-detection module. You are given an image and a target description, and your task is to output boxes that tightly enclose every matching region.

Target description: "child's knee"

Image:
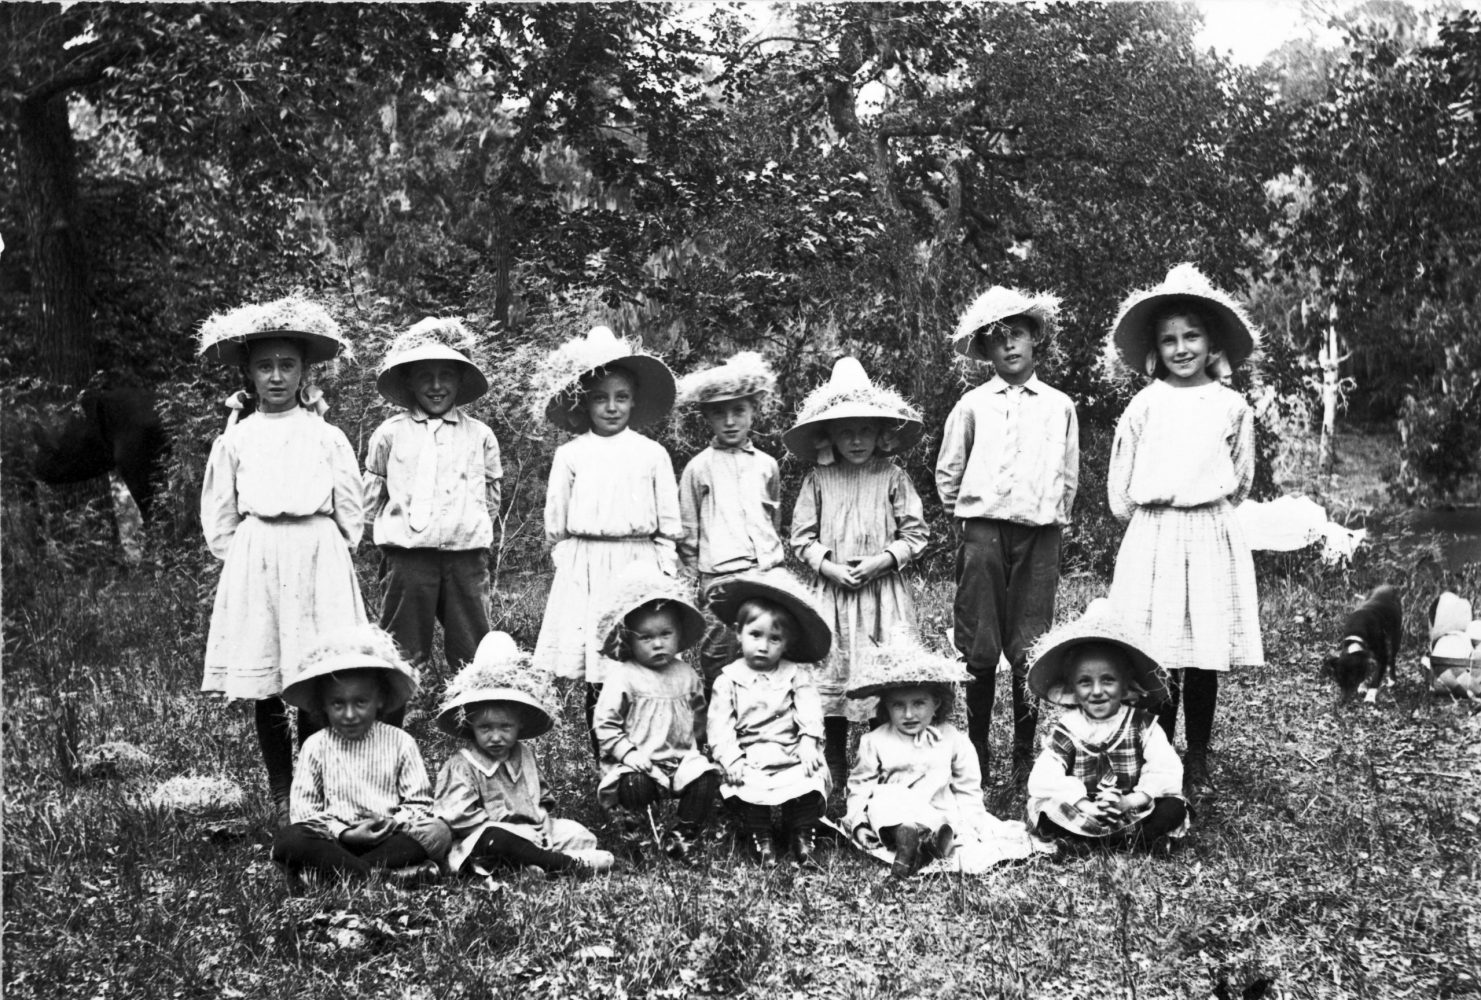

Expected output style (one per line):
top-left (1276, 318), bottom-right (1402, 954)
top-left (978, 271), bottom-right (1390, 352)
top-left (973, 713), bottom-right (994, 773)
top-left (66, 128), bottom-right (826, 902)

top-left (616, 772), bottom-right (661, 810)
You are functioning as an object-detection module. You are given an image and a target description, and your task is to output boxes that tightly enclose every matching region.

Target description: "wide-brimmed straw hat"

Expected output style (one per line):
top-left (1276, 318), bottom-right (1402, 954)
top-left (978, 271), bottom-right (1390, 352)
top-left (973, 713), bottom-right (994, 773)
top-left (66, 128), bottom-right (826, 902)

top-left (376, 317), bottom-right (490, 409)
top-left (281, 624), bottom-right (418, 715)
top-left (531, 325), bottom-right (676, 433)
top-left (1026, 599), bottom-right (1168, 708)
top-left (595, 569), bottom-right (707, 660)
top-left (781, 357), bottom-right (923, 461)
top-left (197, 294), bottom-right (351, 366)
top-left (702, 568), bottom-right (833, 664)
top-left (846, 630), bottom-right (971, 699)
top-left (675, 351), bottom-right (777, 408)
top-left (435, 632), bottom-right (558, 739)
top-left (1108, 263), bottom-right (1259, 376)
top-left (952, 286), bottom-right (1061, 362)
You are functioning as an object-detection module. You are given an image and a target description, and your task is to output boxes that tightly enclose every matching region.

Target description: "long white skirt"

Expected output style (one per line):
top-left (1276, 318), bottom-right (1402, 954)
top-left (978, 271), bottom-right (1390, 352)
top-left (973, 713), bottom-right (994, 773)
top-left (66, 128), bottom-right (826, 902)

top-left (534, 537), bottom-right (673, 684)
top-left (203, 515), bottom-right (367, 701)
top-left (1108, 502), bottom-right (1263, 673)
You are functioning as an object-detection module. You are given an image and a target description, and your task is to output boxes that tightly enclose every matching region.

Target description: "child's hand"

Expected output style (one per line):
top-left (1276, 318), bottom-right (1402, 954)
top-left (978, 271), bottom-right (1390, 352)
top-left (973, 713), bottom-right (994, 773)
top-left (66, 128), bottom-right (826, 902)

top-left (852, 553), bottom-right (896, 584)
top-left (801, 739), bottom-right (826, 777)
top-left (340, 817), bottom-right (394, 848)
top-left (722, 761), bottom-right (748, 785)
top-left (1115, 791), bottom-right (1151, 814)
top-left (1076, 798), bottom-right (1115, 823)
top-left (623, 750), bottom-right (656, 775)
top-left (820, 560), bottom-right (861, 590)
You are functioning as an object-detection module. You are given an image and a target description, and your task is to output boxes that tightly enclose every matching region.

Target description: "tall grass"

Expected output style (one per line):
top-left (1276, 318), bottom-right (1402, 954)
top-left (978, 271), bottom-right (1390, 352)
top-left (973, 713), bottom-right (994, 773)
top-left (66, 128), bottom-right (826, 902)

top-left (5, 535), bottom-right (1480, 999)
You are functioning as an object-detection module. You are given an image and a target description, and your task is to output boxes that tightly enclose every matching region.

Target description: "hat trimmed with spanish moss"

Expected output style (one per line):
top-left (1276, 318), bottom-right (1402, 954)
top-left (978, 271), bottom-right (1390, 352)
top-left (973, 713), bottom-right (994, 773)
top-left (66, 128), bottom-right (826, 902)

top-left (1107, 263), bottom-right (1259, 377)
top-left (595, 568), bottom-right (707, 661)
top-left (531, 325), bottom-right (676, 433)
top-left (197, 293), bottom-right (351, 367)
top-left (846, 629), bottom-right (971, 699)
top-left (675, 351), bottom-right (777, 409)
top-left (435, 632), bottom-right (558, 739)
top-left (702, 567), bottom-right (833, 664)
top-left (781, 357), bottom-right (923, 462)
top-left (281, 624), bottom-right (419, 715)
top-left (1026, 599), bottom-right (1169, 708)
top-left (952, 286), bottom-right (1061, 362)
top-left (376, 317), bottom-right (490, 409)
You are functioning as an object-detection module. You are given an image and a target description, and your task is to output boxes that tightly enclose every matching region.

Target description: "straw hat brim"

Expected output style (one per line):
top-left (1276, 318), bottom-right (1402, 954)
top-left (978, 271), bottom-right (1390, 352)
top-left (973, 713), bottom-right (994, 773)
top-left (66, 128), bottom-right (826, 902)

top-left (598, 599), bottom-right (708, 660)
top-left (781, 404), bottom-right (925, 460)
top-left (376, 344), bottom-right (490, 408)
top-left (1111, 293), bottom-right (1255, 374)
top-left (1026, 632), bottom-right (1168, 708)
top-left (435, 687), bottom-right (554, 739)
top-left (703, 576), bottom-right (833, 663)
top-left (951, 290), bottom-right (1060, 362)
top-left (281, 652), bottom-right (418, 714)
top-left (544, 355), bottom-right (676, 433)
top-left (847, 656), bottom-right (972, 699)
top-left (200, 329), bottom-right (344, 367)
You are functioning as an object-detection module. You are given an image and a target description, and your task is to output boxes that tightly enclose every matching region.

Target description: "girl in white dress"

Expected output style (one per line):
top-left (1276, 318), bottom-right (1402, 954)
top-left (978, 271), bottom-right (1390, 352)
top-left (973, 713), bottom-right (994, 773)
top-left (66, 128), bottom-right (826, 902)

top-left (1103, 264), bottom-right (1264, 796)
top-left (843, 632), bottom-right (1034, 877)
top-left (529, 326), bottom-right (681, 760)
top-left (197, 295), bottom-right (367, 824)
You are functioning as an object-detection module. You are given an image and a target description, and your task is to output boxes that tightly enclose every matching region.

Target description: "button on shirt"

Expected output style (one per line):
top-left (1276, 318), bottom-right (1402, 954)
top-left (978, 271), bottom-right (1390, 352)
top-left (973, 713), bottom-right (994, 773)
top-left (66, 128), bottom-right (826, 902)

top-left (678, 440), bottom-right (785, 576)
top-left (364, 407), bottom-right (503, 551)
top-left (935, 374), bottom-right (1079, 526)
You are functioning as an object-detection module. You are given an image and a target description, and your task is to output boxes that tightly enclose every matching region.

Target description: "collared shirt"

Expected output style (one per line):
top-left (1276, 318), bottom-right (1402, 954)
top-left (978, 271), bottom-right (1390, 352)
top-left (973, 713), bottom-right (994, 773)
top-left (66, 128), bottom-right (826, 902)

top-left (363, 406), bottom-right (503, 551)
top-left (201, 407), bottom-right (364, 559)
top-left (432, 744), bottom-right (552, 835)
top-left (844, 722), bottom-right (991, 841)
top-left (678, 440), bottom-right (785, 575)
top-left (935, 373), bottom-right (1079, 526)
top-left (706, 660), bottom-right (824, 772)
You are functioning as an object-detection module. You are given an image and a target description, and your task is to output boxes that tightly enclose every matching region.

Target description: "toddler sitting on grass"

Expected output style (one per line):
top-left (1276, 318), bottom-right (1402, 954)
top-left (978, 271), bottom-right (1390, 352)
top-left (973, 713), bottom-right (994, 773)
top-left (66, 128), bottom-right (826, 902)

top-left (433, 632), bottom-right (614, 877)
top-left (271, 625), bottom-right (449, 889)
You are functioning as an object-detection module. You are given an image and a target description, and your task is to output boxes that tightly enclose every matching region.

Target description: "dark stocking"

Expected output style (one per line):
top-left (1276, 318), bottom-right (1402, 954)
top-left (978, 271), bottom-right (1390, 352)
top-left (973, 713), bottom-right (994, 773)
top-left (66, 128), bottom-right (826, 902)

top-left (779, 791), bottom-right (824, 833)
top-left (823, 716), bottom-right (850, 790)
top-left (616, 772), bottom-right (661, 811)
top-left (736, 802), bottom-right (772, 837)
top-left (469, 827), bottom-right (575, 872)
top-left (255, 698), bottom-right (294, 805)
top-left (1181, 670), bottom-right (1218, 756)
top-left (584, 683), bottom-right (603, 766)
top-left (676, 771), bottom-right (719, 827)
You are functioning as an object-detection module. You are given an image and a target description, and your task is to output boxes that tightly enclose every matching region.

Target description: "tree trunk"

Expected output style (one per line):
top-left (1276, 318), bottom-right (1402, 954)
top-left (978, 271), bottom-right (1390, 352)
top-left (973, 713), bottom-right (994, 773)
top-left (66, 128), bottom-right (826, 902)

top-left (18, 85), bottom-right (93, 391)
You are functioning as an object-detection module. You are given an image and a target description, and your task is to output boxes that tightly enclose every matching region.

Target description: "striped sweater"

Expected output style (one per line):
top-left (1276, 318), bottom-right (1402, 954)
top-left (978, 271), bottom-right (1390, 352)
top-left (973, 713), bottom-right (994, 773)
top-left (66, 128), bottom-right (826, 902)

top-left (290, 722), bottom-right (435, 839)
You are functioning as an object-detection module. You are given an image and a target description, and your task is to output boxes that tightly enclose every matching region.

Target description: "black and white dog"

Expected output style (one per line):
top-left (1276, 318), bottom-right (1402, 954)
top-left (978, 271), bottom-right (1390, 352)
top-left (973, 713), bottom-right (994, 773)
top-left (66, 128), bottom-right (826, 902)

top-left (1325, 584), bottom-right (1402, 702)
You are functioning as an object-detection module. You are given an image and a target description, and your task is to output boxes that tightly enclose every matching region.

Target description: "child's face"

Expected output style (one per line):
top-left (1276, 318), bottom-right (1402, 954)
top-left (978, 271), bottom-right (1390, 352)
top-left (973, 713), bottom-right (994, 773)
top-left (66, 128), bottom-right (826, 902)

top-left (323, 674), bottom-right (385, 739)
top-left (826, 418), bottom-right (881, 465)
top-left (246, 338), bottom-right (305, 413)
top-left (1155, 314), bottom-right (1214, 387)
top-left (469, 704), bottom-right (521, 760)
top-left (406, 360), bottom-right (463, 417)
top-left (979, 318), bottom-right (1037, 385)
top-left (585, 371), bottom-right (635, 436)
top-left (628, 607), bottom-right (681, 669)
top-left (883, 686), bottom-right (940, 738)
top-left (738, 610), bottom-right (789, 672)
top-left (1069, 652), bottom-right (1128, 720)
top-left (701, 398), bottom-right (757, 448)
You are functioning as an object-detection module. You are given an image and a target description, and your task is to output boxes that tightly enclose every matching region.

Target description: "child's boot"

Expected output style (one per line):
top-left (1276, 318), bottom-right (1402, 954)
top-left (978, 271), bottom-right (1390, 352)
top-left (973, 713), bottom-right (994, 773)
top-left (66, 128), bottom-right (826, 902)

top-left (890, 824), bottom-right (925, 879)
top-left (1183, 748), bottom-right (1212, 798)
top-left (565, 849), bottom-right (617, 874)
top-left (744, 832), bottom-right (777, 868)
top-left (788, 824), bottom-right (820, 871)
top-left (823, 717), bottom-right (849, 792)
top-left (923, 823), bottom-right (955, 864)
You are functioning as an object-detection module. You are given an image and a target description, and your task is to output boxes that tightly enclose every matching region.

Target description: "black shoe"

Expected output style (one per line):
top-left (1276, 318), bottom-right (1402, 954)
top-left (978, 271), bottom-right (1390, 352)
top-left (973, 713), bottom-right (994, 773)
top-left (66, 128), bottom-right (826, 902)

top-left (923, 823), bottom-right (954, 863)
top-left (890, 824), bottom-right (924, 879)
top-left (744, 832), bottom-right (777, 868)
top-left (789, 825), bottom-right (820, 870)
top-left (1184, 751), bottom-right (1212, 798)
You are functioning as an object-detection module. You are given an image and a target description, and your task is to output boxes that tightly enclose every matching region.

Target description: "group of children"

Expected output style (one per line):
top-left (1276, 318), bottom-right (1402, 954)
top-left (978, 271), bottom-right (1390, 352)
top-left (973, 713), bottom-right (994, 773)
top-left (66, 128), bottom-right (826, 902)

top-left (196, 261), bottom-right (1264, 885)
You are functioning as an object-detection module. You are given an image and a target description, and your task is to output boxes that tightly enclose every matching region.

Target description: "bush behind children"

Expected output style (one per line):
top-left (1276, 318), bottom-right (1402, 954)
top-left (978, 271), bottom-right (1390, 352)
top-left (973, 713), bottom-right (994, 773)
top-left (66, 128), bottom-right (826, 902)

top-left (194, 262), bottom-right (1260, 888)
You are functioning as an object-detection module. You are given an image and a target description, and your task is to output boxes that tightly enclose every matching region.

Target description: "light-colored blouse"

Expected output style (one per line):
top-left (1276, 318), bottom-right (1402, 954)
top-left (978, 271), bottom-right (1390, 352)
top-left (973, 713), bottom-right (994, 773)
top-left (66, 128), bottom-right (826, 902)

top-left (545, 429), bottom-right (682, 560)
top-left (593, 657), bottom-right (708, 768)
top-left (363, 406), bottom-right (502, 550)
top-left (706, 661), bottom-right (824, 773)
top-left (290, 722), bottom-right (435, 840)
top-left (678, 441), bottom-right (784, 575)
top-left (1108, 380), bottom-right (1254, 521)
top-left (790, 456), bottom-right (928, 573)
top-left (200, 407), bottom-right (364, 560)
top-left (844, 722), bottom-right (990, 839)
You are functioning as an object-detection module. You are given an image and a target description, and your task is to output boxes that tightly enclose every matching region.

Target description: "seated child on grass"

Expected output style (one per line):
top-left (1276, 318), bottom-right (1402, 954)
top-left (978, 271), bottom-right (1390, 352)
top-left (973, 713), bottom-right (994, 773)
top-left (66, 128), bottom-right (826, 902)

top-left (844, 632), bottom-right (1034, 878)
top-left (432, 632), bottom-right (614, 877)
top-left (592, 570), bottom-right (721, 860)
top-left (271, 625), bottom-right (449, 888)
top-left (704, 568), bottom-right (833, 869)
top-left (1025, 600), bottom-right (1188, 850)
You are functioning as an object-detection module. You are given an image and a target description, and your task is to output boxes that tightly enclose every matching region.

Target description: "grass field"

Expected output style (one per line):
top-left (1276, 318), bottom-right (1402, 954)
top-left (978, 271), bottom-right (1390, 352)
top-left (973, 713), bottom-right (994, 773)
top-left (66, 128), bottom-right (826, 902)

top-left (4, 535), bottom-right (1481, 999)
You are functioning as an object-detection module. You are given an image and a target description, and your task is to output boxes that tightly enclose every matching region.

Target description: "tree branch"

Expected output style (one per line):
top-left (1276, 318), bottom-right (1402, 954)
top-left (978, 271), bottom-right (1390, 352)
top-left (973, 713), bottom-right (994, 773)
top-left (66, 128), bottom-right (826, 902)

top-left (21, 40), bottom-right (138, 108)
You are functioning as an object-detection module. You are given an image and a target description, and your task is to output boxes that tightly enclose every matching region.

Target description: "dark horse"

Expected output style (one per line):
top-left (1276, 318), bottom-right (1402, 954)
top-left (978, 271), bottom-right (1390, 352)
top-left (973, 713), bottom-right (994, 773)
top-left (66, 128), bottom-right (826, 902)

top-left (31, 388), bottom-right (168, 523)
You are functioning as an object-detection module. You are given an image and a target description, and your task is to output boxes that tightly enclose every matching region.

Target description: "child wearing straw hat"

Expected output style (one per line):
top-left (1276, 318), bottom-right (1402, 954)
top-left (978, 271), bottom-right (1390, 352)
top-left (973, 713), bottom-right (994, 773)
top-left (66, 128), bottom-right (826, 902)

top-left (1103, 263), bottom-right (1264, 796)
top-left (364, 318), bottom-right (502, 690)
top-left (197, 294), bottom-right (368, 824)
top-left (786, 357), bottom-right (930, 791)
top-left (591, 569), bottom-right (721, 860)
top-left (843, 631), bottom-right (1035, 878)
top-left (673, 351), bottom-right (786, 689)
top-left (704, 568), bottom-right (834, 868)
top-left (271, 625), bottom-right (449, 887)
top-left (936, 287), bottom-right (1079, 785)
top-left (432, 632), bottom-right (615, 876)
top-left (1025, 600), bottom-right (1188, 849)
top-left (530, 326), bottom-right (683, 753)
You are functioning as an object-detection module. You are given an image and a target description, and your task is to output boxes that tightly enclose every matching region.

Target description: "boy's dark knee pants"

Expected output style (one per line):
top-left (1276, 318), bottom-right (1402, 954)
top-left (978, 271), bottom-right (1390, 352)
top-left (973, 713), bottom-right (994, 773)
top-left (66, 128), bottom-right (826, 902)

top-left (953, 519), bottom-right (1060, 672)
top-left (379, 547), bottom-right (491, 671)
